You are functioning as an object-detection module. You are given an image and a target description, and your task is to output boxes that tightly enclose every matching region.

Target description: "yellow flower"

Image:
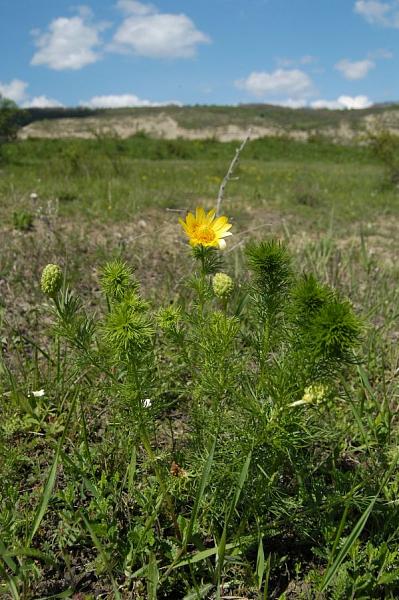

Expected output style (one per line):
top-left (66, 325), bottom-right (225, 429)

top-left (290, 383), bottom-right (328, 407)
top-left (179, 207), bottom-right (233, 249)
top-left (302, 383), bottom-right (327, 404)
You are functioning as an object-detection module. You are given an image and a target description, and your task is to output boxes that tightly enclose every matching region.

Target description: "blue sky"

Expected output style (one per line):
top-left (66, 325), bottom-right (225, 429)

top-left (1, 0), bottom-right (399, 109)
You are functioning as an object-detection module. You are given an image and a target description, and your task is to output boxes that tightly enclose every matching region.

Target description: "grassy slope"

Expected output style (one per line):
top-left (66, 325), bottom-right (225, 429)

top-left (0, 135), bottom-right (398, 598)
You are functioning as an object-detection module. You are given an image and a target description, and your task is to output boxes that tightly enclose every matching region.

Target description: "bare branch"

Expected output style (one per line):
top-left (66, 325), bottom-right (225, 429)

top-left (215, 129), bottom-right (251, 216)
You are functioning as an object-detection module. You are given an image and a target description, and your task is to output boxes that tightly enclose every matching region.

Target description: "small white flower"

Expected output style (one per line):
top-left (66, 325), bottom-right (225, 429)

top-left (142, 398), bottom-right (152, 408)
top-left (31, 389), bottom-right (45, 397)
top-left (30, 192), bottom-right (38, 200)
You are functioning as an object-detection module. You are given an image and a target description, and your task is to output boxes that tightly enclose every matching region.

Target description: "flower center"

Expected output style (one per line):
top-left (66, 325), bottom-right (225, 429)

top-left (196, 225), bottom-right (216, 244)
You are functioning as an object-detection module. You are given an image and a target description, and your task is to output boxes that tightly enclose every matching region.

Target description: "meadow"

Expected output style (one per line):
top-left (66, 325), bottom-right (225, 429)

top-left (0, 132), bottom-right (398, 599)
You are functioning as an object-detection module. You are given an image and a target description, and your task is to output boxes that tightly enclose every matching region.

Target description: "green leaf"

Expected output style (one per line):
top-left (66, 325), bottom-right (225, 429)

top-left (183, 583), bottom-right (214, 599)
top-left (169, 542), bottom-right (239, 569)
top-left (256, 535), bottom-right (265, 590)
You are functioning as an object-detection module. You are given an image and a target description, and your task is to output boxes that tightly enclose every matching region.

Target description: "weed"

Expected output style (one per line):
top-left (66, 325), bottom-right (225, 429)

top-left (12, 210), bottom-right (34, 231)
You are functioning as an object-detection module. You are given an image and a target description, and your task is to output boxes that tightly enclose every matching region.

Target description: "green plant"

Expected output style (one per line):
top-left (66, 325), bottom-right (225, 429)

top-left (0, 132), bottom-right (398, 599)
top-left (367, 128), bottom-right (399, 187)
top-left (12, 210), bottom-right (34, 231)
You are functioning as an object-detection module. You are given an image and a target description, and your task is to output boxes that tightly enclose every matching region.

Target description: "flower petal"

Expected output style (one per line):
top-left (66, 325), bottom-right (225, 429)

top-left (213, 216), bottom-right (228, 230)
top-left (186, 212), bottom-right (195, 226)
top-left (218, 238), bottom-right (227, 250)
top-left (206, 208), bottom-right (216, 222)
top-left (178, 217), bottom-right (189, 234)
top-left (217, 225), bottom-right (233, 236)
top-left (196, 207), bottom-right (206, 223)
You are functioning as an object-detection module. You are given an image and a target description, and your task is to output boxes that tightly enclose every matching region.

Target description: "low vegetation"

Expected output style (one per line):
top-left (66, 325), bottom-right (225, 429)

top-left (0, 129), bottom-right (398, 599)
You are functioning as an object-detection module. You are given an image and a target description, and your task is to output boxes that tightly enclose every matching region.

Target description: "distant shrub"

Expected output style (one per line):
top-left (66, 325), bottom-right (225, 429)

top-left (367, 128), bottom-right (399, 187)
top-left (61, 145), bottom-right (83, 175)
top-left (0, 95), bottom-right (26, 163)
top-left (0, 96), bottom-right (25, 143)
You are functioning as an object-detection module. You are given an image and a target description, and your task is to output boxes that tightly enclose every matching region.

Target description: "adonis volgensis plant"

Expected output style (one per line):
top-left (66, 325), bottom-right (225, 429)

top-left (36, 204), bottom-right (363, 588)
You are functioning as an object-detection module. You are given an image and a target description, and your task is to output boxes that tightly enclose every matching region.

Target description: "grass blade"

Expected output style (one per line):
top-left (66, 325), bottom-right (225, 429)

top-left (0, 559), bottom-right (20, 600)
top-left (184, 436), bottom-right (216, 547)
top-left (80, 512), bottom-right (122, 600)
top-left (320, 455), bottom-right (398, 592)
top-left (256, 535), bottom-right (265, 590)
top-left (0, 539), bottom-right (17, 573)
top-left (146, 552), bottom-right (159, 600)
top-left (28, 395), bottom-right (77, 544)
top-left (215, 451), bottom-right (252, 590)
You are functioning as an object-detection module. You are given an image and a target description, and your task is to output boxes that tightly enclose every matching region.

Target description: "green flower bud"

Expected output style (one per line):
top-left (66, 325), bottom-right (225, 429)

top-left (41, 264), bottom-right (62, 296)
top-left (212, 272), bottom-right (234, 299)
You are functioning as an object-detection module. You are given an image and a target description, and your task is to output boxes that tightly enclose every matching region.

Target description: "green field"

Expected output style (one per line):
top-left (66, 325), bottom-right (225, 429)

top-left (0, 133), bottom-right (399, 599)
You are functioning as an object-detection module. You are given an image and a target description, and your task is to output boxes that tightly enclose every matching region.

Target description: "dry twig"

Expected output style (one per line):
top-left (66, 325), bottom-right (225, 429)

top-left (215, 129), bottom-right (251, 215)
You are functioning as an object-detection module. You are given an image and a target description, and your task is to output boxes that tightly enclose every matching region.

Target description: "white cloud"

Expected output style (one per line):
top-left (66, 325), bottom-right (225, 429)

top-left (335, 58), bottom-right (375, 80)
top-left (31, 8), bottom-right (108, 70)
top-left (311, 95), bottom-right (372, 109)
top-left (235, 69), bottom-right (315, 99)
top-left (274, 98), bottom-right (308, 108)
top-left (0, 79), bottom-right (28, 103)
top-left (112, 1), bottom-right (210, 58)
top-left (22, 95), bottom-right (64, 108)
top-left (117, 0), bottom-right (155, 14)
top-left (0, 79), bottom-right (63, 108)
top-left (354, 1), bottom-right (399, 27)
top-left (80, 93), bottom-right (181, 108)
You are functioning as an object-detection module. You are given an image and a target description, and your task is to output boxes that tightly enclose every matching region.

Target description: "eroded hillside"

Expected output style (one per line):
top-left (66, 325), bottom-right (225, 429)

top-left (18, 103), bottom-right (399, 142)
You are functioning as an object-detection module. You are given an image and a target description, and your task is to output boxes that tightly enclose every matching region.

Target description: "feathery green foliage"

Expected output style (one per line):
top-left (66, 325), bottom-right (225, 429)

top-left (100, 258), bottom-right (136, 301)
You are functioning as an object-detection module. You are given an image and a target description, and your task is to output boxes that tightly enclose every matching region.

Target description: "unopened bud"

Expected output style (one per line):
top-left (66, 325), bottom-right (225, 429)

top-left (212, 272), bottom-right (234, 299)
top-left (41, 264), bottom-right (62, 296)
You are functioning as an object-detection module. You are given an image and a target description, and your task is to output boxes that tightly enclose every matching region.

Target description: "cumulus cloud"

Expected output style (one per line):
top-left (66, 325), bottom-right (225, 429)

top-left (274, 98), bottom-right (308, 108)
top-left (354, 1), bottom-right (399, 27)
top-left (0, 79), bottom-right (28, 103)
top-left (31, 8), bottom-right (109, 70)
top-left (22, 96), bottom-right (64, 108)
top-left (117, 0), bottom-right (155, 14)
top-left (235, 69), bottom-right (315, 99)
top-left (335, 58), bottom-right (375, 80)
top-left (0, 79), bottom-right (63, 108)
top-left (80, 93), bottom-right (181, 108)
top-left (111, 0), bottom-right (210, 58)
top-left (311, 95), bottom-right (372, 109)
